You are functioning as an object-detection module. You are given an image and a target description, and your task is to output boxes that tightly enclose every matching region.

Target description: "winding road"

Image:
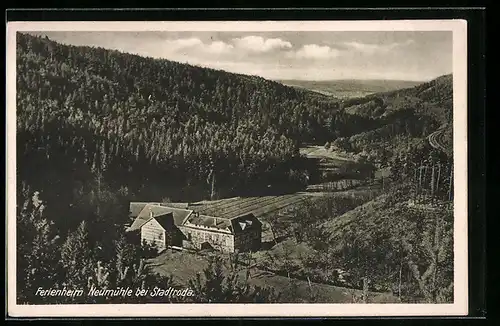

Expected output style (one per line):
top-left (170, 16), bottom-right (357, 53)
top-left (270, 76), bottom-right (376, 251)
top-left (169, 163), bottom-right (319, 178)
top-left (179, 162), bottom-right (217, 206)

top-left (428, 124), bottom-right (452, 155)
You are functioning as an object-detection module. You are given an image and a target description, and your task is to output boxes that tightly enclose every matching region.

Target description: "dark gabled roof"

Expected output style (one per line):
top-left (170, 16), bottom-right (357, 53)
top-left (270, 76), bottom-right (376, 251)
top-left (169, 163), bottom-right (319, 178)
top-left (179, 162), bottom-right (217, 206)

top-left (186, 214), bottom-right (232, 231)
top-left (128, 204), bottom-right (170, 231)
top-left (166, 207), bottom-right (193, 226)
top-left (229, 213), bottom-right (261, 234)
top-left (129, 202), bottom-right (152, 218)
top-left (127, 203), bottom-right (193, 232)
top-left (153, 213), bottom-right (174, 230)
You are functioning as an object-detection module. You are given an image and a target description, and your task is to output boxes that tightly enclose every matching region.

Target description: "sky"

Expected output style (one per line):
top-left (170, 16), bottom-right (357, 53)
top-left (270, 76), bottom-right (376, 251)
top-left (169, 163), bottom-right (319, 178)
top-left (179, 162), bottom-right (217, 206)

top-left (30, 31), bottom-right (453, 81)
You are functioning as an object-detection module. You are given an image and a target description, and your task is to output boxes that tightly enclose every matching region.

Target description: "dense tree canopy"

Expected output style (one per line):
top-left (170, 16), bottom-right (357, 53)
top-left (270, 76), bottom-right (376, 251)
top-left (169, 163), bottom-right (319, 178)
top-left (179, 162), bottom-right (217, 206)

top-left (17, 33), bottom-right (379, 204)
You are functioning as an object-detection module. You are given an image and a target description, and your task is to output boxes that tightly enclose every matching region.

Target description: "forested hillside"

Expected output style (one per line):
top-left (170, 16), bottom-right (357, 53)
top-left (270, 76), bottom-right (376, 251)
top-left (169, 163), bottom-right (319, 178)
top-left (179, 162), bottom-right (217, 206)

top-left (15, 33), bottom-right (454, 240)
top-left (16, 32), bottom-right (378, 205)
top-left (303, 76), bottom-right (455, 303)
top-left (326, 74), bottom-right (453, 166)
top-left (340, 74), bottom-right (452, 124)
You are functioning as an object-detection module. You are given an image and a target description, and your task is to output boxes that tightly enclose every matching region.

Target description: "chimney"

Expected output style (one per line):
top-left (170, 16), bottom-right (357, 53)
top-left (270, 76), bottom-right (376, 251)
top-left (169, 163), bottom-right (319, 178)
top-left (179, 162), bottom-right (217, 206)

top-left (149, 208), bottom-right (153, 219)
top-left (214, 217), bottom-right (217, 226)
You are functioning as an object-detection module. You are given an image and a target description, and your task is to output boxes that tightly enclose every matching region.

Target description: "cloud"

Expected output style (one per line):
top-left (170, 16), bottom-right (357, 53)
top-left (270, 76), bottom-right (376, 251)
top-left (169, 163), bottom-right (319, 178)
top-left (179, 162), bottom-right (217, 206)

top-left (164, 38), bottom-right (234, 56)
top-left (342, 39), bottom-right (415, 54)
top-left (232, 36), bottom-right (292, 53)
top-left (165, 37), bottom-right (204, 50)
top-left (39, 31), bottom-right (447, 81)
top-left (206, 41), bottom-right (234, 54)
top-left (292, 44), bottom-right (340, 60)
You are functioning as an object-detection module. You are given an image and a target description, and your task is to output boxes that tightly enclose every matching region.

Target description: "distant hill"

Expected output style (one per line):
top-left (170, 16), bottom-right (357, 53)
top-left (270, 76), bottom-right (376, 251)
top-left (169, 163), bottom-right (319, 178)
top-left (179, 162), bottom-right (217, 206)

top-left (278, 79), bottom-right (423, 99)
top-left (341, 74), bottom-right (453, 125)
top-left (328, 74), bottom-right (453, 163)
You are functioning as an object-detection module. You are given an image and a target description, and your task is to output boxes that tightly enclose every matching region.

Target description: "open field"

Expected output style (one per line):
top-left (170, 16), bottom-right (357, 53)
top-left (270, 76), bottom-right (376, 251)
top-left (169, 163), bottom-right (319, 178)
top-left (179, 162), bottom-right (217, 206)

top-left (305, 179), bottom-right (369, 193)
top-left (148, 250), bottom-right (210, 284)
top-left (147, 250), bottom-right (398, 303)
top-left (300, 145), bottom-right (355, 162)
top-left (178, 193), bottom-right (311, 219)
top-left (245, 266), bottom-right (397, 303)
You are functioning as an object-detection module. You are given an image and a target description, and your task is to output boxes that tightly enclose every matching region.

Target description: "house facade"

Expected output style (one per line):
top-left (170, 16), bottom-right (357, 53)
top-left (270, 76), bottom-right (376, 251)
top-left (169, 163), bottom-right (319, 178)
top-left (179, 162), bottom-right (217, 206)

top-left (140, 214), bottom-right (171, 251)
top-left (127, 202), bottom-right (262, 253)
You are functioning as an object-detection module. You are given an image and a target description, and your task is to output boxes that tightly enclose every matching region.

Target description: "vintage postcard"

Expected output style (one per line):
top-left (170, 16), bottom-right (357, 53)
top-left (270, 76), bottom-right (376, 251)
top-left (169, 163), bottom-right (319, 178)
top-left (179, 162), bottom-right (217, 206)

top-left (6, 20), bottom-right (468, 317)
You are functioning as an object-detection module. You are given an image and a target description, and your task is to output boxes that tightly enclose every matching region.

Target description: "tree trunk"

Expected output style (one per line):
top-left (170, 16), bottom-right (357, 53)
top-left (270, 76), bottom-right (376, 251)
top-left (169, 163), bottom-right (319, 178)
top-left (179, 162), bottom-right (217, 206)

top-left (362, 277), bottom-right (369, 303)
top-left (448, 166), bottom-right (453, 201)
top-left (96, 172), bottom-right (101, 216)
top-left (210, 171), bottom-right (216, 200)
top-left (436, 163), bottom-right (441, 194)
top-left (413, 167), bottom-right (418, 193)
top-left (431, 164), bottom-right (436, 196)
top-left (307, 276), bottom-right (314, 301)
top-left (407, 260), bottom-right (434, 303)
top-left (398, 259), bottom-right (403, 301)
top-left (418, 164), bottom-right (423, 200)
top-left (422, 165), bottom-right (428, 193)
top-left (431, 213), bottom-right (442, 302)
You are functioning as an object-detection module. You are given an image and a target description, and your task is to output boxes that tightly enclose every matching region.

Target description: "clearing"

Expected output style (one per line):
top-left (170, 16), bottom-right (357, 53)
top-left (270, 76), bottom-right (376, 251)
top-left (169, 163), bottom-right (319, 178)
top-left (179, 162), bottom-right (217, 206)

top-left (300, 145), bottom-right (354, 162)
top-left (147, 250), bottom-right (398, 303)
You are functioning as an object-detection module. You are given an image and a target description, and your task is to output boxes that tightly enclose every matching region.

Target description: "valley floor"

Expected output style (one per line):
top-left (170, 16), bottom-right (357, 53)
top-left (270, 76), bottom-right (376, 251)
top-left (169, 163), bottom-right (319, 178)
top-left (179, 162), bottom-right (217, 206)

top-left (147, 250), bottom-right (399, 303)
top-left (300, 145), bottom-right (354, 162)
top-left (142, 143), bottom-right (450, 304)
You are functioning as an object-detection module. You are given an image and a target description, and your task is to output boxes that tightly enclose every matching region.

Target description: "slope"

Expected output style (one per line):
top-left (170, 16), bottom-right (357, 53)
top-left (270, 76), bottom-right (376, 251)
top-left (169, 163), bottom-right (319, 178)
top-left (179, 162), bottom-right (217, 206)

top-left (341, 74), bottom-right (453, 125)
top-left (318, 186), bottom-right (454, 303)
top-left (327, 74), bottom-right (453, 164)
top-left (16, 32), bottom-right (380, 207)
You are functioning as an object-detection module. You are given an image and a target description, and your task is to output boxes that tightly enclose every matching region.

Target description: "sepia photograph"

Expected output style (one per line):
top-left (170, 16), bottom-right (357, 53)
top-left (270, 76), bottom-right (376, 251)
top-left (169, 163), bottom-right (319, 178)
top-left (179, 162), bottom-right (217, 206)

top-left (6, 20), bottom-right (468, 317)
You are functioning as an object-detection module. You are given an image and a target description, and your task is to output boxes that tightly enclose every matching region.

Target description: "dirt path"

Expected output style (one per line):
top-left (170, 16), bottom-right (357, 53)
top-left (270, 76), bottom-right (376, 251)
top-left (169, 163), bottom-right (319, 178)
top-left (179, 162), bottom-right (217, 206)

top-left (300, 145), bottom-right (355, 162)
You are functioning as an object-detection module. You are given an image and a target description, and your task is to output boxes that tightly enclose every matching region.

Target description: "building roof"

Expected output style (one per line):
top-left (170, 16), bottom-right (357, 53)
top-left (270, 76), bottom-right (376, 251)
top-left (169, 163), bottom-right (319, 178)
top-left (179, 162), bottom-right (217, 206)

top-left (184, 212), bottom-right (261, 234)
top-left (229, 213), bottom-right (262, 234)
top-left (186, 213), bottom-right (232, 231)
top-left (160, 202), bottom-right (189, 209)
top-left (127, 203), bottom-right (193, 232)
top-left (127, 202), bottom-right (261, 234)
top-left (153, 213), bottom-right (174, 230)
top-left (166, 207), bottom-right (194, 226)
top-left (129, 202), bottom-right (152, 218)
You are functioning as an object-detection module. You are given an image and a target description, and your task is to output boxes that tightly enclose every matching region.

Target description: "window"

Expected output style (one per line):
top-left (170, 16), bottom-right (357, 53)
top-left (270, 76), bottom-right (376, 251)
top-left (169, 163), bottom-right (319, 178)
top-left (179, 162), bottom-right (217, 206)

top-left (187, 232), bottom-right (192, 241)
